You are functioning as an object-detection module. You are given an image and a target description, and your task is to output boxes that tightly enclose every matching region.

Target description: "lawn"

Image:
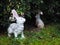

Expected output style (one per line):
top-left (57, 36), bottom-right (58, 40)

top-left (0, 23), bottom-right (60, 45)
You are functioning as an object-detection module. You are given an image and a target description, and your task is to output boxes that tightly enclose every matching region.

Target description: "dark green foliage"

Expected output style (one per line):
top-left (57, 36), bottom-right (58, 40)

top-left (0, 0), bottom-right (60, 30)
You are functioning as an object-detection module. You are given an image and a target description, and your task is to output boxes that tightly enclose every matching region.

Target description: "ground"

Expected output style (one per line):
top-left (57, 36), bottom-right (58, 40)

top-left (0, 23), bottom-right (60, 45)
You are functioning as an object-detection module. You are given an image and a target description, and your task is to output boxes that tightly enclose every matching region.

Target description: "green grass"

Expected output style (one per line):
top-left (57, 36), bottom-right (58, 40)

top-left (0, 24), bottom-right (60, 45)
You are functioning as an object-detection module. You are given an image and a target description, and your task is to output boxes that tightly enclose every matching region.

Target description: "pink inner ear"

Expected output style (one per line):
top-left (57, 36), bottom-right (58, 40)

top-left (12, 9), bottom-right (19, 19)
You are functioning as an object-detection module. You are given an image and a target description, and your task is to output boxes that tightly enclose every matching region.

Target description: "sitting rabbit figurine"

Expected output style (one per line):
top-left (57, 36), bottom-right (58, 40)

top-left (35, 11), bottom-right (44, 29)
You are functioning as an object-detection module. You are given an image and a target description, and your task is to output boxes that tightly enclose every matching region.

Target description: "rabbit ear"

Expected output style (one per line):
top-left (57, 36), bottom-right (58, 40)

top-left (11, 9), bottom-right (19, 19)
top-left (40, 11), bottom-right (43, 15)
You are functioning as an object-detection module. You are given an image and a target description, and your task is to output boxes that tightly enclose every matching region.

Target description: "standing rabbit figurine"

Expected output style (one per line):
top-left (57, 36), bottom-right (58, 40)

top-left (8, 9), bottom-right (26, 39)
